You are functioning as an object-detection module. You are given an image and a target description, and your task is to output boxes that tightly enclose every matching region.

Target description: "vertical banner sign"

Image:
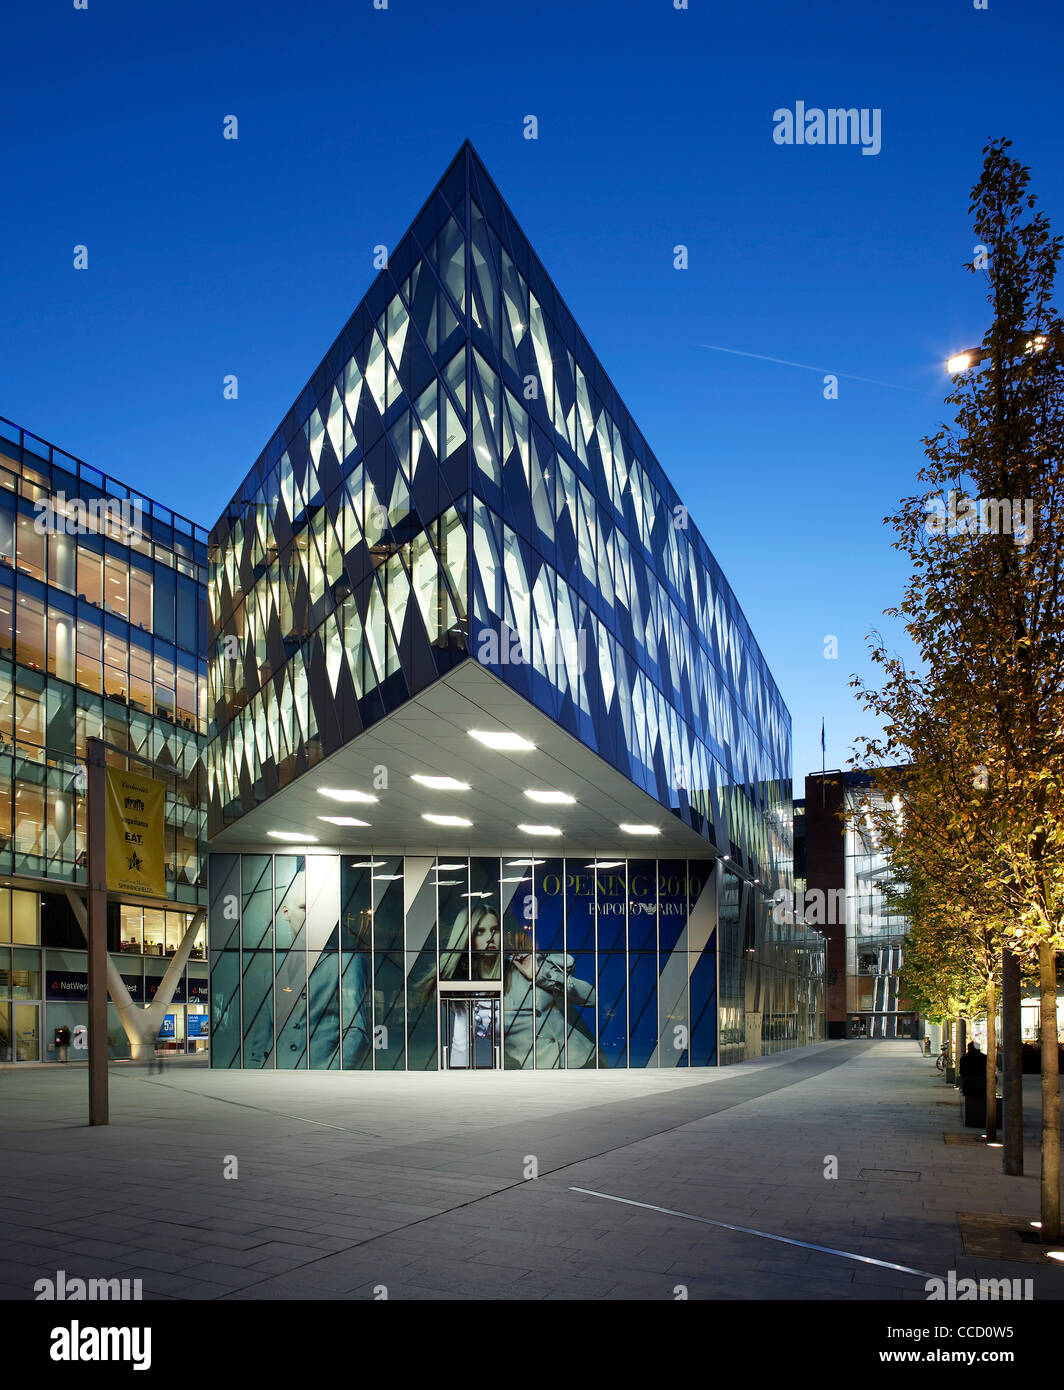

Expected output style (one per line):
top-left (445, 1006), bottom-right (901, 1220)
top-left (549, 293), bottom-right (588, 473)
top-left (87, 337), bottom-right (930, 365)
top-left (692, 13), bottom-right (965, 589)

top-left (105, 769), bottom-right (166, 898)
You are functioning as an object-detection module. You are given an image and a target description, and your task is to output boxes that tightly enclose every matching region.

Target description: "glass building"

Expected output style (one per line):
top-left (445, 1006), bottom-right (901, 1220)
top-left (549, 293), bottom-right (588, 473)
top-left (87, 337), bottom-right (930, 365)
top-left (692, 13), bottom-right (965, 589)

top-left (0, 416), bottom-right (209, 1062)
top-left (206, 143), bottom-right (824, 1071)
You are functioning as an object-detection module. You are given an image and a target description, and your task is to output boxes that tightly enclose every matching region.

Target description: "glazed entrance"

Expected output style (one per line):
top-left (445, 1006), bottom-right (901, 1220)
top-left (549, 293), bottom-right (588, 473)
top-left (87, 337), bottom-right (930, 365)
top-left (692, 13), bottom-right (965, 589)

top-left (441, 993), bottom-right (500, 1069)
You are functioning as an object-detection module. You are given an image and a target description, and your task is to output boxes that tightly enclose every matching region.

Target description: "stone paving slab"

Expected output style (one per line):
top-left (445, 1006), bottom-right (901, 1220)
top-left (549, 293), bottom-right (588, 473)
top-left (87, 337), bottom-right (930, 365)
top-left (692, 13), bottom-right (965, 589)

top-left (2, 1040), bottom-right (1063, 1300)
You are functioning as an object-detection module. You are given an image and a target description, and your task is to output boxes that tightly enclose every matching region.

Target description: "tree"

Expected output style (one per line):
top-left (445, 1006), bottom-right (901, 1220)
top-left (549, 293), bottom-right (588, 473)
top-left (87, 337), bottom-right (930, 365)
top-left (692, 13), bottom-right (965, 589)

top-left (853, 139), bottom-right (1064, 1240)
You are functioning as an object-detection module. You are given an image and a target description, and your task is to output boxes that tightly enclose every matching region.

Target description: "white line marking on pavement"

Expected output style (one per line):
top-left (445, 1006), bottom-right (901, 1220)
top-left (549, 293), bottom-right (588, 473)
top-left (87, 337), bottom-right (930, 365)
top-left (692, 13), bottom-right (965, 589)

top-left (568, 1187), bottom-right (935, 1278)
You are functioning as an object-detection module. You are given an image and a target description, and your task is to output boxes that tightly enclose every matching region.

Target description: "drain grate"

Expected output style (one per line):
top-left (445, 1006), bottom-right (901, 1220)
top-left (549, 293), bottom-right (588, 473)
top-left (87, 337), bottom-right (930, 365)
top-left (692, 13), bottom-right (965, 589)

top-left (857, 1168), bottom-right (921, 1181)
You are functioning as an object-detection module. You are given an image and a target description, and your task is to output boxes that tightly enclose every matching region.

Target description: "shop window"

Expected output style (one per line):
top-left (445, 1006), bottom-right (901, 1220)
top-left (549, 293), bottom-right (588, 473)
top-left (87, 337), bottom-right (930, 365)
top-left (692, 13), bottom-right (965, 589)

top-left (119, 904), bottom-right (143, 954)
top-left (11, 950), bottom-right (40, 995)
top-left (143, 908), bottom-right (165, 957)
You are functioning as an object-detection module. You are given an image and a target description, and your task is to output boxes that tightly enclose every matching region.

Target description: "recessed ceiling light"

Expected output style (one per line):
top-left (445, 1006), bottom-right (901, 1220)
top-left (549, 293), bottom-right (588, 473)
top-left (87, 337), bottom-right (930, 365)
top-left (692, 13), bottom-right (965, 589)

top-left (267, 830), bottom-right (318, 842)
top-left (348, 860), bottom-right (388, 868)
top-left (317, 816), bottom-right (371, 827)
top-left (587, 861), bottom-right (624, 869)
top-left (524, 790), bottom-right (575, 804)
top-left (422, 813), bottom-right (473, 827)
top-left (318, 787), bottom-right (378, 803)
top-left (465, 890), bottom-right (494, 898)
top-left (518, 824), bottom-right (562, 836)
top-left (435, 879), bottom-right (460, 886)
top-left (500, 875), bottom-right (531, 883)
top-left (373, 874), bottom-right (403, 881)
top-left (620, 824), bottom-right (661, 835)
top-left (412, 775), bottom-right (471, 791)
top-left (434, 863), bottom-right (467, 871)
top-left (469, 729), bottom-right (536, 751)
top-left (506, 858), bottom-right (545, 866)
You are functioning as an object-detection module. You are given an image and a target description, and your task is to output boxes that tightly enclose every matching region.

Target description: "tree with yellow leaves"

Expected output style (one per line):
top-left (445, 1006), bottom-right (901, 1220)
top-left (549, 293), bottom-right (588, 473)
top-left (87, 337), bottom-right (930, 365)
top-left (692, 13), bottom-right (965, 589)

top-left (854, 138), bottom-right (1064, 1241)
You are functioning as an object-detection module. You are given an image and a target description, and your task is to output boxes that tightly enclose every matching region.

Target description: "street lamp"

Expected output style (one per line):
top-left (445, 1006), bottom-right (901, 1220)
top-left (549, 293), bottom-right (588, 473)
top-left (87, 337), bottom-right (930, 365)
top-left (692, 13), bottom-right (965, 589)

top-left (946, 330), bottom-right (1060, 374)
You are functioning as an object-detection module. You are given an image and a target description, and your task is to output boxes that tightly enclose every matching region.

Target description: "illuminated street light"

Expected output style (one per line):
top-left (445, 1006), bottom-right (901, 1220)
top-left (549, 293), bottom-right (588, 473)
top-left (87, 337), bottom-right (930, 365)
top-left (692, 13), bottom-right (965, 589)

top-left (946, 329), bottom-right (1062, 374)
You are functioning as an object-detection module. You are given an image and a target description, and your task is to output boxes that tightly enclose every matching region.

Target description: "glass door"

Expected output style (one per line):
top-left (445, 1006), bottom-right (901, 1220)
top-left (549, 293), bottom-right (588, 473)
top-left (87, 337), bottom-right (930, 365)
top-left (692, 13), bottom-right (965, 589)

top-left (443, 996), bottom-right (499, 1069)
top-left (15, 1003), bottom-right (39, 1061)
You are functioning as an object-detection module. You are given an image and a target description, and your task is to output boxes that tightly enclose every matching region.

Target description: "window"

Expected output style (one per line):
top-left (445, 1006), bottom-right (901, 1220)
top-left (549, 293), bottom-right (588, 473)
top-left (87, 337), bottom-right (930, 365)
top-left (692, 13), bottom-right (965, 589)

top-left (104, 553), bottom-right (128, 619)
top-left (15, 514), bottom-right (45, 582)
top-left (76, 618), bottom-right (102, 693)
top-left (15, 592), bottom-right (46, 669)
top-left (78, 550), bottom-right (103, 607)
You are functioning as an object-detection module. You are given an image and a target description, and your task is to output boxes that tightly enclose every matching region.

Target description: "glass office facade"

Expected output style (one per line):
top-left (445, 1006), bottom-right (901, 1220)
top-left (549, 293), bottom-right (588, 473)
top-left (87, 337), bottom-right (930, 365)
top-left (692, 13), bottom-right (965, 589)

top-left (0, 416), bottom-right (208, 1061)
top-left (207, 143), bottom-right (822, 1067)
top-left (212, 853), bottom-right (701, 1069)
top-left (843, 779), bottom-right (914, 1039)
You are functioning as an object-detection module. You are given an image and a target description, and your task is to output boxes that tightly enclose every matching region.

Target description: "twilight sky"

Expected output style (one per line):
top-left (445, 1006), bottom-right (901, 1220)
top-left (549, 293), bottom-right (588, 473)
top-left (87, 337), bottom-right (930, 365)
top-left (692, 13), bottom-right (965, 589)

top-left (2, 0), bottom-right (1061, 795)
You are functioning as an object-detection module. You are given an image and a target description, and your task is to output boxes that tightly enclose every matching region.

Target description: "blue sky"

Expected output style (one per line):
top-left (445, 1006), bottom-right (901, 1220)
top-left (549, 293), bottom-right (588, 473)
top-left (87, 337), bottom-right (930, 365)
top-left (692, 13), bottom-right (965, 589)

top-left (2, 0), bottom-right (1061, 795)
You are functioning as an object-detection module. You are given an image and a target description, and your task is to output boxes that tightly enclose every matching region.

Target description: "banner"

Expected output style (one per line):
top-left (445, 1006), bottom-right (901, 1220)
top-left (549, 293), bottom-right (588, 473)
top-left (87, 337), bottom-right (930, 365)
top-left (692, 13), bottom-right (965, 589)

top-left (105, 768), bottom-right (166, 898)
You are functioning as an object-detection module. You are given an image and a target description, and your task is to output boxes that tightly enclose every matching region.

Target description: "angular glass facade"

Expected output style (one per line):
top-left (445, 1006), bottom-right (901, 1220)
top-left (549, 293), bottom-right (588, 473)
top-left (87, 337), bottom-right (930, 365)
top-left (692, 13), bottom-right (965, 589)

top-left (206, 143), bottom-right (823, 1067)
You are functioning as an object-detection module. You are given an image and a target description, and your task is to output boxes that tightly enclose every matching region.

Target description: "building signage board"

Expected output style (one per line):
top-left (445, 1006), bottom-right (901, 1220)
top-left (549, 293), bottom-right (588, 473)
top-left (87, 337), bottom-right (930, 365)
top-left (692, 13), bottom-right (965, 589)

top-left (146, 975), bottom-right (186, 1003)
top-left (47, 970), bottom-right (144, 1002)
top-left (105, 768), bottom-right (166, 898)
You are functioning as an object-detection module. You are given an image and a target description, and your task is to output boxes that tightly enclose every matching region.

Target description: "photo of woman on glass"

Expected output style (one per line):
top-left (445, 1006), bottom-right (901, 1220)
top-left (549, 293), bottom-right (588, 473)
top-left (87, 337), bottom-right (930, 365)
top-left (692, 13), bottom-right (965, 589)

top-left (419, 904), bottom-right (599, 1068)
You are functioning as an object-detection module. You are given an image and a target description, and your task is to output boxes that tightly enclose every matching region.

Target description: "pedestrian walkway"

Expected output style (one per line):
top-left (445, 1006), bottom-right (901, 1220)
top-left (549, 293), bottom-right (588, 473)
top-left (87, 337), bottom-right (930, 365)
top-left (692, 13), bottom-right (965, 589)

top-left (1, 1040), bottom-right (1061, 1300)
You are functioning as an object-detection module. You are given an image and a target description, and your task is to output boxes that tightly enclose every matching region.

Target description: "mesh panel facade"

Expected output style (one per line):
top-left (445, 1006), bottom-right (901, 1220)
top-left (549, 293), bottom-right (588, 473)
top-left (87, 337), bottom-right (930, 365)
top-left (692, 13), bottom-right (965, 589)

top-left (207, 143), bottom-right (819, 1066)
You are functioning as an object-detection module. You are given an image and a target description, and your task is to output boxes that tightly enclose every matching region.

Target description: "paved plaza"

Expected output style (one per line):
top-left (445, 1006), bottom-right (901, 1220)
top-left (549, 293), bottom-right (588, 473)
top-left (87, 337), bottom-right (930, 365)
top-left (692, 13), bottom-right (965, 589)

top-left (2, 1040), bottom-right (1063, 1300)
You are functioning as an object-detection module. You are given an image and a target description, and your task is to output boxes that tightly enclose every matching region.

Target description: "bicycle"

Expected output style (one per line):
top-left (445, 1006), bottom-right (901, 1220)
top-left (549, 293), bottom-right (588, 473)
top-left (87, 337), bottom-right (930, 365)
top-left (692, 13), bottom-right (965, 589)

top-left (935, 1048), bottom-right (949, 1073)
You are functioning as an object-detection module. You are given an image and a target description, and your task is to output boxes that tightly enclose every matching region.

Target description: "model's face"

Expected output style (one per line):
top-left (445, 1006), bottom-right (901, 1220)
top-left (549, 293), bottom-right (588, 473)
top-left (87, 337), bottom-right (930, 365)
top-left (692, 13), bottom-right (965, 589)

top-left (472, 918), bottom-right (500, 953)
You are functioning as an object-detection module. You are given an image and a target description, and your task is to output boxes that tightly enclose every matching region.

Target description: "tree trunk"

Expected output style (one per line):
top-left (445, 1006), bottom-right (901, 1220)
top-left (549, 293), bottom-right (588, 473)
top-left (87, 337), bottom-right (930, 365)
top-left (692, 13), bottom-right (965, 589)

top-left (1039, 944), bottom-right (1060, 1242)
top-left (1002, 946), bottom-right (1023, 1174)
top-left (984, 977), bottom-right (997, 1143)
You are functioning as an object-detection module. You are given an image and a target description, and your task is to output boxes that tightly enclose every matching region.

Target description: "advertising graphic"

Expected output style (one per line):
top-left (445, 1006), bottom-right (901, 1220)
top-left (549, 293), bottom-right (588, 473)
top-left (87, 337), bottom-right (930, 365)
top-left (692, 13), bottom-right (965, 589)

top-left (105, 768), bottom-right (166, 898)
